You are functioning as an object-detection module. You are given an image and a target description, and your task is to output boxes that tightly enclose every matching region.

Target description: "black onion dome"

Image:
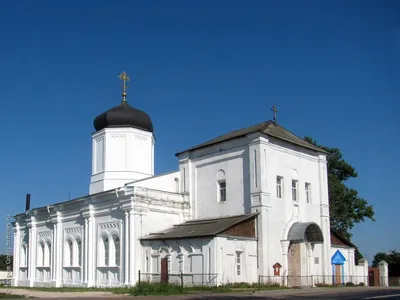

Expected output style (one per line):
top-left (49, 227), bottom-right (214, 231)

top-left (93, 101), bottom-right (154, 133)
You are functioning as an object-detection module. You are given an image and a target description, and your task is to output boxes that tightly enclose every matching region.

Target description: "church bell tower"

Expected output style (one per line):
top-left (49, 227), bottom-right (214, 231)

top-left (89, 72), bottom-right (155, 195)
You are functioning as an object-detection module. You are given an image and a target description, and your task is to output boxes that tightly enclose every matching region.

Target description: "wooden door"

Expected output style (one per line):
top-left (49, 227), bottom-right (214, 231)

top-left (368, 270), bottom-right (375, 286)
top-left (160, 257), bottom-right (169, 283)
top-left (335, 264), bottom-right (341, 285)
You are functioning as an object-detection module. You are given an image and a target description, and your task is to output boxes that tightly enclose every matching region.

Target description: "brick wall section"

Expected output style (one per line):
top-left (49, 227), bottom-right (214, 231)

top-left (288, 243), bottom-right (301, 287)
top-left (221, 217), bottom-right (256, 238)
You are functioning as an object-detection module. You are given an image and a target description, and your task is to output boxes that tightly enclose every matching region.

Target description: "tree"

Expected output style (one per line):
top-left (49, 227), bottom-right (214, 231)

top-left (304, 137), bottom-right (375, 240)
top-left (372, 250), bottom-right (400, 276)
top-left (0, 254), bottom-right (13, 271)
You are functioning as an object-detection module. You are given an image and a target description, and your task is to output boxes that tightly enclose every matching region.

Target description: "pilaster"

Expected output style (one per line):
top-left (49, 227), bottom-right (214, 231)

top-left (133, 207), bottom-right (147, 283)
top-left (281, 240), bottom-right (290, 286)
top-left (378, 260), bottom-right (389, 287)
top-left (348, 248), bottom-right (355, 280)
top-left (50, 223), bottom-right (56, 283)
top-left (318, 154), bottom-right (331, 277)
top-left (305, 242), bottom-right (315, 286)
top-left (84, 218), bottom-right (88, 283)
top-left (27, 216), bottom-right (36, 287)
top-left (251, 194), bottom-right (271, 276)
top-left (12, 222), bottom-right (20, 285)
top-left (129, 209), bottom-right (135, 284)
top-left (86, 206), bottom-right (95, 286)
top-left (50, 212), bottom-right (63, 287)
top-left (124, 211), bottom-right (129, 285)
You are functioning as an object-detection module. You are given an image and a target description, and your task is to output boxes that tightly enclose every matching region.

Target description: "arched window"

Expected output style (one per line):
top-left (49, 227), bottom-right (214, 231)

top-left (67, 239), bottom-right (73, 266)
top-left (103, 236), bottom-right (109, 266)
top-left (40, 242), bottom-right (45, 267)
top-left (174, 177), bottom-right (179, 193)
top-left (76, 239), bottom-right (82, 266)
top-left (177, 254), bottom-right (184, 273)
top-left (47, 241), bottom-right (51, 266)
top-left (216, 170), bottom-right (226, 202)
top-left (113, 236), bottom-right (120, 266)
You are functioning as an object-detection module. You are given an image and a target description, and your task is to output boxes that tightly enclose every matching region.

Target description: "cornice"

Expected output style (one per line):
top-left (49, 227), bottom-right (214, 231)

top-left (269, 143), bottom-right (319, 162)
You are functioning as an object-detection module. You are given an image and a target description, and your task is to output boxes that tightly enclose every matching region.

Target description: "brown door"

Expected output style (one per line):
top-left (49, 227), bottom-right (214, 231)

top-left (160, 257), bottom-right (169, 283)
top-left (335, 264), bottom-right (341, 285)
top-left (369, 270), bottom-right (375, 286)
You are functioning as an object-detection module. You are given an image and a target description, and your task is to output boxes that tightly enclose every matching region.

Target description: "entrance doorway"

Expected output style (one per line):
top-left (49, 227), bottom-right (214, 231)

top-left (287, 242), bottom-right (301, 287)
top-left (334, 264), bottom-right (342, 285)
top-left (160, 257), bottom-right (169, 283)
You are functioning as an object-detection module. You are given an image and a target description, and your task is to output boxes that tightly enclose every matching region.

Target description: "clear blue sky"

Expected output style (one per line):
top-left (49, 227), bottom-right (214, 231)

top-left (0, 0), bottom-right (399, 262)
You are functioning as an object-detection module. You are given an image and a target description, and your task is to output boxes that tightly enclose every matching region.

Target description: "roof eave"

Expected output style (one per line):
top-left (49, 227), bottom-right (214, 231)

top-left (174, 134), bottom-right (253, 157)
top-left (331, 228), bottom-right (357, 248)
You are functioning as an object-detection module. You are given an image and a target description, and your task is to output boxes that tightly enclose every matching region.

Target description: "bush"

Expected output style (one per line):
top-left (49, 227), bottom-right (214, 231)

top-left (315, 283), bottom-right (339, 288)
top-left (130, 280), bottom-right (285, 296)
top-left (345, 282), bottom-right (355, 287)
top-left (224, 282), bottom-right (281, 289)
top-left (359, 282), bottom-right (365, 286)
top-left (130, 281), bottom-right (184, 295)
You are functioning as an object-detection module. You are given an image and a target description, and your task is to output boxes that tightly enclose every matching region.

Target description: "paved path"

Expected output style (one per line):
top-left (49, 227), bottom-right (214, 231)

top-left (1, 286), bottom-right (400, 299)
top-left (0, 288), bottom-right (129, 298)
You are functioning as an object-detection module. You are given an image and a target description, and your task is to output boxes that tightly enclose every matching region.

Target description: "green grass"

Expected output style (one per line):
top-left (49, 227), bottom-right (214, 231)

top-left (0, 293), bottom-right (30, 298)
top-left (130, 281), bottom-right (286, 296)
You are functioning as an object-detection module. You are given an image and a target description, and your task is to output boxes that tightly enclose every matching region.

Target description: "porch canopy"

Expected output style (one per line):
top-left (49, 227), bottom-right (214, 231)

top-left (287, 222), bottom-right (324, 243)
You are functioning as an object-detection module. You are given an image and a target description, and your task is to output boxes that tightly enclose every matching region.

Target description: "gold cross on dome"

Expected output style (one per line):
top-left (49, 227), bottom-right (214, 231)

top-left (119, 71), bottom-right (130, 102)
top-left (271, 104), bottom-right (278, 123)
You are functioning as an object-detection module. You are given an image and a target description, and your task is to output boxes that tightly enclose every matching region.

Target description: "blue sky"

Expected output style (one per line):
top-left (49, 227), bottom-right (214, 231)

top-left (0, 0), bottom-right (399, 261)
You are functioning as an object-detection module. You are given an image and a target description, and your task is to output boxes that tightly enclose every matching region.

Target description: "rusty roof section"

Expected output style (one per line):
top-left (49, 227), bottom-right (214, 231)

top-left (175, 120), bottom-right (326, 156)
top-left (330, 228), bottom-right (357, 248)
top-left (141, 212), bottom-right (259, 241)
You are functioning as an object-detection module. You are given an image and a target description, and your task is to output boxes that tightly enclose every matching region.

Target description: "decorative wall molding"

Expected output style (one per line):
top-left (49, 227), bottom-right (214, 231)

top-left (131, 193), bottom-right (190, 211)
top-left (134, 135), bottom-right (148, 142)
top-left (111, 134), bottom-right (126, 139)
top-left (95, 137), bottom-right (104, 143)
top-left (98, 221), bottom-right (121, 236)
top-left (65, 227), bottom-right (82, 234)
top-left (38, 231), bottom-right (51, 238)
top-left (99, 222), bottom-right (120, 229)
top-left (133, 207), bottom-right (149, 216)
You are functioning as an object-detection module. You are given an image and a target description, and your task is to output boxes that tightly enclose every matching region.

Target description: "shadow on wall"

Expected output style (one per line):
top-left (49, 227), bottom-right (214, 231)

top-left (242, 147), bottom-right (250, 213)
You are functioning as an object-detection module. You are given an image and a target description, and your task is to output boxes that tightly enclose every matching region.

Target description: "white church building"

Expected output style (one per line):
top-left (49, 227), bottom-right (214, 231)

top-left (12, 73), bottom-right (369, 288)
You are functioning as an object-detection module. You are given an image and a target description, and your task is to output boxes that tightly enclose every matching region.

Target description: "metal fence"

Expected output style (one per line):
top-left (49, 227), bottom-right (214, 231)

top-left (137, 272), bottom-right (398, 289)
top-left (389, 277), bottom-right (400, 287)
top-left (258, 275), bottom-right (369, 288)
top-left (138, 271), bottom-right (218, 288)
